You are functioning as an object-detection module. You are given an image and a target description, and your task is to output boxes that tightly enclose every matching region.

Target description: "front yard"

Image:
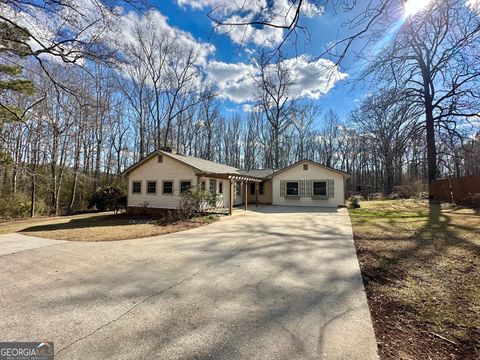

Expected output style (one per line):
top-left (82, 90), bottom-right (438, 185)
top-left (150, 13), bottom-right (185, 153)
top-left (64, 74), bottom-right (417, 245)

top-left (350, 200), bottom-right (479, 359)
top-left (0, 212), bottom-right (217, 241)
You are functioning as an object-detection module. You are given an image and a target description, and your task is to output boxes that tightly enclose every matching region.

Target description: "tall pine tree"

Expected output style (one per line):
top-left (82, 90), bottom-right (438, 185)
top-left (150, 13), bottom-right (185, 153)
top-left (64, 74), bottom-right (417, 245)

top-left (0, 20), bottom-right (34, 124)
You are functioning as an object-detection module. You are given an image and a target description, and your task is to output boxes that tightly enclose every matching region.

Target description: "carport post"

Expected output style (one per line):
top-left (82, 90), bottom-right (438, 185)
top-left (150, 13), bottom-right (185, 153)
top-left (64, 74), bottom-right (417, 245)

top-left (244, 181), bottom-right (248, 211)
top-left (229, 179), bottom-right (233, 215)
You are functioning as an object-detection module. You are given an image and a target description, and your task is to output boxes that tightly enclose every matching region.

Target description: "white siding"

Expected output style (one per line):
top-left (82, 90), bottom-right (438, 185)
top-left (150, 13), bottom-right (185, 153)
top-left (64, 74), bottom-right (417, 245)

top-left (197, 176), bottom-right (229, 209)
top-left (127, 155), bottom-right (232, 210)
top-left (127, 155), bottom-right (197, 209)
top-left (272, 161), bottom-right (346, 207)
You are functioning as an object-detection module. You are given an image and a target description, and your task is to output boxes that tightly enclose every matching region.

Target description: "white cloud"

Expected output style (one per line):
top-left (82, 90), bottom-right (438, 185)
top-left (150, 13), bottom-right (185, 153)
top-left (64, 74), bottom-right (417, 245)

top-left (206, 55), bottom-right (347, 104)
top-left (1, 1), bottom-right (118, 63)
top-left (176, 0), bottom-right (323, 47)
top-left (242, 104), bottom-right (256, 112)
top-left (467, 0), bottom-right (480, 12)
top-left (205, 61), bottom-right (256, 102)
top-left (4, 3), bottom-right (214, 67)
top-left (6, 1), bottom-right (343, 112)
top-left (285, 56), bottom-right (348, 99)
top-left (115, 9), bottom-right (215, 67)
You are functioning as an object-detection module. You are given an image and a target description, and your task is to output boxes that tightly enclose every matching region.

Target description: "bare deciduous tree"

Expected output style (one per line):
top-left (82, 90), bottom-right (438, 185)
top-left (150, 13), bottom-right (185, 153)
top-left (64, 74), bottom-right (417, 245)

top-left (254, 52), bottom-right (294, 169)
top-left (363, 0), bottom-right (480, 197)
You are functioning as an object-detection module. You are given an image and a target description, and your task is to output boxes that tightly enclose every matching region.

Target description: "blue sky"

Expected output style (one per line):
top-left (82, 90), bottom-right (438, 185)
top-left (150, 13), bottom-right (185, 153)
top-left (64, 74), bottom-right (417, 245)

top-left (135, 0), bottom-right (371, 123)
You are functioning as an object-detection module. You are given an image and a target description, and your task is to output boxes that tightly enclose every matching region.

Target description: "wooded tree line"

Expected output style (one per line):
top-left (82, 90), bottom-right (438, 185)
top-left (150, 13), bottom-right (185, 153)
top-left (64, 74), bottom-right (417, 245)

top-left (0, 0), bottom-right (479, 217)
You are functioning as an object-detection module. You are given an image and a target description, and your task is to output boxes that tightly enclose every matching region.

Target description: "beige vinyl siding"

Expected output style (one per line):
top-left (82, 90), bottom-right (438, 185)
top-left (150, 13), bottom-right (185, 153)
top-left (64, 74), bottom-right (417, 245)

top-left (127, 155), bottom-right (197, 209)
top-left (272, 161), bottom-right (345, 207)
top-left (197, 176), bottom-right (229, 208)
top-left (246, 180), bottom-right (273, 204)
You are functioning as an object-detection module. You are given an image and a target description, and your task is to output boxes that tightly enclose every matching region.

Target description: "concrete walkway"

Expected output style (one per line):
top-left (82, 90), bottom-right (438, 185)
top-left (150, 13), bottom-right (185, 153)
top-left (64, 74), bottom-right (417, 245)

top-left (0, 233), bottom-right (66, 255)
top-left (0, 206), bottom-right (378, 359)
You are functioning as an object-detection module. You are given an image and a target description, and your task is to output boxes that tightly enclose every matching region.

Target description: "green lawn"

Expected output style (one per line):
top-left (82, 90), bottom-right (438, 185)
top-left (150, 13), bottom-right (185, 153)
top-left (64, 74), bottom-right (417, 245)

top-left (350, 199), bottom-right (479, 360)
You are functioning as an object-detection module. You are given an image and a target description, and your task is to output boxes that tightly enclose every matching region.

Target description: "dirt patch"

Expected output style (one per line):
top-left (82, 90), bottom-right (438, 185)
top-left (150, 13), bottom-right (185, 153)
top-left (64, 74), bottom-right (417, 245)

top-left (350, 200), bottom-right (480, 360)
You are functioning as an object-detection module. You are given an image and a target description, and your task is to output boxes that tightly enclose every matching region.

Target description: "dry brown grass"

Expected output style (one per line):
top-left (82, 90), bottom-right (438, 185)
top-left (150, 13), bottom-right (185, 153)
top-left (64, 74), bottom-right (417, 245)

top-left (0, 212), bottom-right (113, 235)
top-left (350, 199), bottom-right (480, 359)
top-left (0, 212), bottom-right (217, 241)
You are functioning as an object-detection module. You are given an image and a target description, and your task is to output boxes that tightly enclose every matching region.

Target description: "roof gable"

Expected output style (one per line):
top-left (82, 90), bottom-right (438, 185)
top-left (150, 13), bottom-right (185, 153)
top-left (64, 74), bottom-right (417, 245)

top-left (122, 150), bottom-right (240, 176)
top-left (271, 160), bottom-right (351, 178)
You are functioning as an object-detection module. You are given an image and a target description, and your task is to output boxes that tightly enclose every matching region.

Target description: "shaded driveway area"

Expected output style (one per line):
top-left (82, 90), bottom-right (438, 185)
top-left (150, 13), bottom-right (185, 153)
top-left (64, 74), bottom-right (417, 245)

top-left (0, 206), bottom-right (378, 359)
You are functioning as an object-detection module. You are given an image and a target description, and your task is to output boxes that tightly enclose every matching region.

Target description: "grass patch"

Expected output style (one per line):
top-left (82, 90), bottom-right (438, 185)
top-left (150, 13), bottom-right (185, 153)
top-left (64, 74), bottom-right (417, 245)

top-left (350, 199), bottom-right (480, 359)
top-left (0, 212), bottom-right (218, 241)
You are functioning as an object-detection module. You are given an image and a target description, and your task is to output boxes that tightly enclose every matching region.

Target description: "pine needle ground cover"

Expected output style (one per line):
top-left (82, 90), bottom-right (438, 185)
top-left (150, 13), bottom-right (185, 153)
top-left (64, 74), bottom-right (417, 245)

top-left (350, 200), bottom-right (479, 359)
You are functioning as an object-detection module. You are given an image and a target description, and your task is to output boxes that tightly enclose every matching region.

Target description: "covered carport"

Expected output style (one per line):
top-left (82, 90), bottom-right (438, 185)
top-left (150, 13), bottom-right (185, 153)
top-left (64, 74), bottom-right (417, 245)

top-left (227, 174), bottom-right (264, 214)
top-left (199, 173), bottom-right (264, 214)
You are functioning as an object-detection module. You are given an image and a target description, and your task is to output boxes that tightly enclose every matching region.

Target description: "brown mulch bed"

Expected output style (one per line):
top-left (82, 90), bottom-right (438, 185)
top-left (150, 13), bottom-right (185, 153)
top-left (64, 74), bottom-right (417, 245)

top-left (350, 200), bottom-right (480, 360)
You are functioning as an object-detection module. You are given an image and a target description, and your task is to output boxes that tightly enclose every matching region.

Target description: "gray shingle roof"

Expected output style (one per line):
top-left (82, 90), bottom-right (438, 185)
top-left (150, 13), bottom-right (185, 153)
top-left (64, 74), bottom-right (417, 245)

top-left (123, 151), bottom-right (350, 179)
top-left (239, 169), bottom-right (275, 178)
top-left (162, 151), bottom-right (240, 174)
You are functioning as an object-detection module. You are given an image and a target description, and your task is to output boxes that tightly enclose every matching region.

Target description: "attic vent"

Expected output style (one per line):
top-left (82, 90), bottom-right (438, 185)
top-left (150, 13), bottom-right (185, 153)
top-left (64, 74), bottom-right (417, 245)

top-left (158, 155), bottom-right (163, 163)
top-left (303, 164), bottom-right (308, 171)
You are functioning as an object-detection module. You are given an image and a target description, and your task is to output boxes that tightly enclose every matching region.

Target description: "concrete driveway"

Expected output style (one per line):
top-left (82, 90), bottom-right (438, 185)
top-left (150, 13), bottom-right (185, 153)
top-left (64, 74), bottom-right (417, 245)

top-left (0, 206), bottom-right (378, 360)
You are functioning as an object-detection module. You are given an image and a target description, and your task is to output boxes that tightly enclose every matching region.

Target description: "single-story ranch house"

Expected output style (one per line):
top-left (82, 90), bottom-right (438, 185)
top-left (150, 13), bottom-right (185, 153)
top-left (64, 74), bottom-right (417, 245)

top-left (122, 149), bottom-right (351, 214)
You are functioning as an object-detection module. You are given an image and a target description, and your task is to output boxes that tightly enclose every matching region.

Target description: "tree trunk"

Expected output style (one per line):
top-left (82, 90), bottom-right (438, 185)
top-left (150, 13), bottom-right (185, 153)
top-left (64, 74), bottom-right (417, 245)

top-left (384, 159), bottom-right (394, 195)
top-left (274, 127), bottom-right (279, 169)
top-left (425, 103), bottom-right (437, 199)
top-left (69, 172), bottom-right (78, 212)
top-left (30, 167), bottom-right (36, 218)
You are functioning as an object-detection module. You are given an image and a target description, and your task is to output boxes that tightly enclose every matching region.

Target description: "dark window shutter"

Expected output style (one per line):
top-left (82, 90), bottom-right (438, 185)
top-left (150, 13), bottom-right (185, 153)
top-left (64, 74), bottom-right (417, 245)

top-left (300, 180), bottom-right (305, 197)
top-left (280, 180), bottom-right (285, 197)
top-left (328, 180), bottom-right (334, 198)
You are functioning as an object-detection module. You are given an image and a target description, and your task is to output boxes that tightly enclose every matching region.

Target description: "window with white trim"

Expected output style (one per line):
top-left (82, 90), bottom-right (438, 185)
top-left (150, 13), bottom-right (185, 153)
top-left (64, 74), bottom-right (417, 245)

top-left (286, 182), bottom-right (299, 196)
top-left (163, 181), bottom-right (173, 194)
top-left (313, 181), bottom-right (327, 196)
top-left (235, 181), bottom-right (241, 195)
top-left (180, 181), bottom-right (191, 194)
top-left (132, 181), bottom-right (141, 194)
top-left (209, 179), bottom-right (217, 193)
top-left (147, 181), bottom-right (157, 194)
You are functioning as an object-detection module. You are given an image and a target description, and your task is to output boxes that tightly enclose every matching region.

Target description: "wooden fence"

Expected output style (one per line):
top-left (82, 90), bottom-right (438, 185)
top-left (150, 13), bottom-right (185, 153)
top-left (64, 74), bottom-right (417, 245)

top-left (430, 176), bottom-right (480, 207)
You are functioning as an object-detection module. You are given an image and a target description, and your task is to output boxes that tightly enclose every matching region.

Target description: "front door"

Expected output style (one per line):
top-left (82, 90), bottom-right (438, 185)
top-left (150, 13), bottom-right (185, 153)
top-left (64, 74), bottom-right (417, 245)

top-left (234, 181), bottom-right (243, 206)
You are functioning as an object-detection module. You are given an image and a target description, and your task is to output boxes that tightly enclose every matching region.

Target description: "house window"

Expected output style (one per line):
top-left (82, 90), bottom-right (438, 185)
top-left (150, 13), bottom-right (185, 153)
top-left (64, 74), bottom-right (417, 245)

top-left (218, 182), bottom-right (223, 194)
top-left (147, 181), bottom-right (157, 194)
top-left (209, 179), bottom-right (217, 193)
top-left (132, 181), bottom-right (141, 194)
top-left (303, 164), bottom-right (308, 170)
top-left (180, 181), bottom-right (191, 194)
top-left (235, 181), bottom-right (241, 195)
top-left (313, 181), bottom-right (327, 196)
top-left (158, 155), bottom-right (163, 163)
top-left (286, 182), bottom-right (299, 196)
top-left (162, 181), bottom-right (173, 194)
top-left (250, 182), bottom-right (256, 195)
top-left (201, 181), bottom-right (206, 190)
top-left (259, 182), bottom-right (265, 195)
